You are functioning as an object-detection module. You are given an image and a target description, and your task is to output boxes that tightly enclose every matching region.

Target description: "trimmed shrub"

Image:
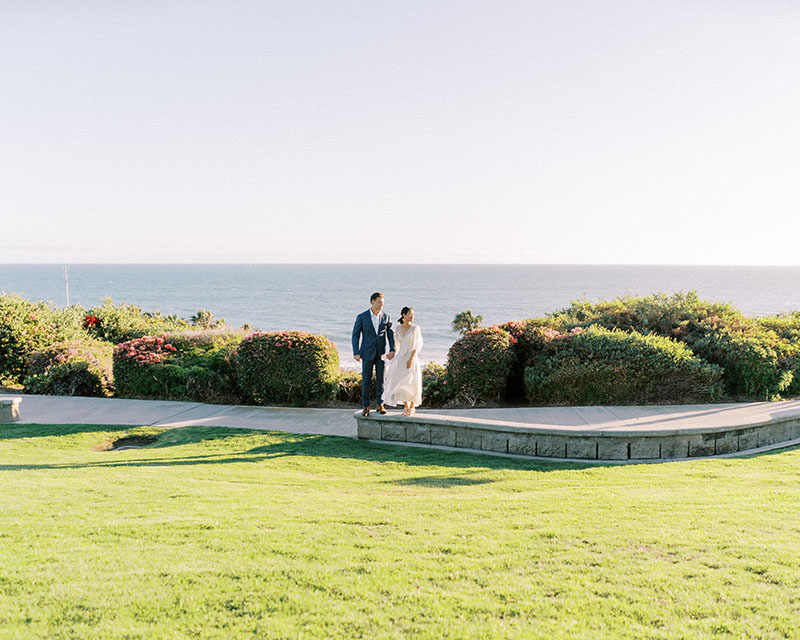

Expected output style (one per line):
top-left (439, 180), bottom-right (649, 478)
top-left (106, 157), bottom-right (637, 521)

top-left (0, 294), bottom-right (86, 384)
top-left (421, 362), bottom-right (452, 407)
top-left (113, 333), bottom-right (241, 403)
top-left (691, 328), bottom-right (793, 399)
top-left (235, 331), bottom-right (339, 406)
top-left (24, 361), bottom-right (111, 397)
top-left (446, 326), bottom-right (515, 406)
top-left (24, 339), bottom-right (114, 397)
top-left (524, 326), bottom-right (723, 405)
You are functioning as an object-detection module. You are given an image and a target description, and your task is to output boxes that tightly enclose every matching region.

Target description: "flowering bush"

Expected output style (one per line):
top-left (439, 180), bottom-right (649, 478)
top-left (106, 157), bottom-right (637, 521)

top-left (115, 336), bottom-right (178, 366)
top-left (23, 339), bottom-right (114, 397)
top-left (524, 325), bottom-right (723, 405)
top-left (446, 326), bottom-right (515, 406)
top-left (235, 331), bottom-right (339, 406)
top-left (113, 332), bottom-right (241, 403)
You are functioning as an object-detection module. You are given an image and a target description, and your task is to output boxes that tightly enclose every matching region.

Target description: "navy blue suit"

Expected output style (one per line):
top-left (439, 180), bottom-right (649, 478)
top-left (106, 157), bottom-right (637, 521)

top-left (352, 309), bottom-right (396, 407)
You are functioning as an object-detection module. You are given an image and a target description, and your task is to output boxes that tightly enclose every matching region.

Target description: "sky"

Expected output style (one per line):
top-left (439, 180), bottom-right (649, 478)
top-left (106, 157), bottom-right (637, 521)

top-left (2, 1), bottom-right (799, 264)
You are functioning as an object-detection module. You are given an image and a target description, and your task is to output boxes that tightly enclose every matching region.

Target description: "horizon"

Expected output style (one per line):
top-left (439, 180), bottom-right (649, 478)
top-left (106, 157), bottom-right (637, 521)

top-left (5, 262), bottom-right (800, 268)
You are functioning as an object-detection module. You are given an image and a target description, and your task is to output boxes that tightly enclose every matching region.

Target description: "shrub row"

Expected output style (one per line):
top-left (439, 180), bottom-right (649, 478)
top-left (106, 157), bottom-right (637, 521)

top-left (113, 330), bottom-right (340, 407)
top-left (1, 294), bottom-right (215, 386)
top-left (524, 326), bottom-right (723, 405)
top-left (444, 292), bottom-right (800, 406)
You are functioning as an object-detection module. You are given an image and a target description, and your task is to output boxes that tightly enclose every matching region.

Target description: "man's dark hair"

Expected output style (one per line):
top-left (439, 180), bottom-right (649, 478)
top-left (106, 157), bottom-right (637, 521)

top-left (370, 292), bottom-right (384, 302)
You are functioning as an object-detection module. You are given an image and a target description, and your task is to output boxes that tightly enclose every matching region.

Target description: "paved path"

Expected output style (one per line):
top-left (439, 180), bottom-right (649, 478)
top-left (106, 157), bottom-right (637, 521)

top-left (5, 393), bottom-right (800, 439)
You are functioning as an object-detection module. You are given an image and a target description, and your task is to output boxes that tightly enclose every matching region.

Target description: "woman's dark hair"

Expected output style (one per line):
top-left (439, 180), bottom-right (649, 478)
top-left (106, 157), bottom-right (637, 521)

top-left (399, 307), bottom-right (413, 324)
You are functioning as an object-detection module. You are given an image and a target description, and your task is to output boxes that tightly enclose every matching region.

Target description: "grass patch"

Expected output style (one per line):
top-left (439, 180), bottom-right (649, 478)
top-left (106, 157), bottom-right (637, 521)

top-left (2, 424), bottom-right (800, 638)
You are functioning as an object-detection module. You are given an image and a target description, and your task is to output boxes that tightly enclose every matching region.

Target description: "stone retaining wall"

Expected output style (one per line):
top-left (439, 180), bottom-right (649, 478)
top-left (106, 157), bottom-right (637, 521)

top-left (355, 412), bottom-right (800, 461)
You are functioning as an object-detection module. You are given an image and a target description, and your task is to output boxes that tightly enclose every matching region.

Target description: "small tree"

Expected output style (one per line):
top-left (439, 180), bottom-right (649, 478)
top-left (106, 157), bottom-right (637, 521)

top-left (452, 310), bottom-right (483, 336)
top-left (191, 309), bottom-right (224, 329)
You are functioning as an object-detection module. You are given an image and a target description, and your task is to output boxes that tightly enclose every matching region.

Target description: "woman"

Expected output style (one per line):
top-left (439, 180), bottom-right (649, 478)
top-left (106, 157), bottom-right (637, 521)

top-left (383, 307), bottom-right (423, 416)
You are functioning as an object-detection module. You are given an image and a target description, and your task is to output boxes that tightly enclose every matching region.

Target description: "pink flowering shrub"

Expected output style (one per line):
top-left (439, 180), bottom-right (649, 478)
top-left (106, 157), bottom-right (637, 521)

top-left (113, 333), bottom-right (242, 403)
top-left (114, 336), bottom-right (178, 366)
top-left (446, 326), bottom-right (515, 406)
top-left (235, 331), bottom-right (339, 406)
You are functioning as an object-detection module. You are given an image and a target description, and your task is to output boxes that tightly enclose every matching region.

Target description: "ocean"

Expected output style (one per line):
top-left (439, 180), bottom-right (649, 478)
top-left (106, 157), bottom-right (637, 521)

top-left (3, 264), bottom-right (800, 365)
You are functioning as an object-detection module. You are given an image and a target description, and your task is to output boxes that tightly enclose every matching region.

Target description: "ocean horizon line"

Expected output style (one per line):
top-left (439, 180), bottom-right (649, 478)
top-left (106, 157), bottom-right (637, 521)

top-left (4, 262), bottom-right (800, 268)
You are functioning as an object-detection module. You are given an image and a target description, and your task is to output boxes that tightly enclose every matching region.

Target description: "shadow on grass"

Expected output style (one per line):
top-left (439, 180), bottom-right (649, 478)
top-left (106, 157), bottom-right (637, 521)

top-left (0, 423), bottom-right (144, 440)
top-left (0, 425), bottom-right (591, 473)
top-left (390, 475), bottom-right (494, 487)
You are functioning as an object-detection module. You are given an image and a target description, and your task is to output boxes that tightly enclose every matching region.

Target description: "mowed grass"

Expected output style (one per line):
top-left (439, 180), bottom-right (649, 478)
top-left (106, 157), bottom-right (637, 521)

top-left (2, 425), bottom-right (800, 640)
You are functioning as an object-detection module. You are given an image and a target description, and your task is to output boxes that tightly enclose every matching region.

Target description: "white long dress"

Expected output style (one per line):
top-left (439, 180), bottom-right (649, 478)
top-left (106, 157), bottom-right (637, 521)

top-left (384, 324), bottom-right (423, 407)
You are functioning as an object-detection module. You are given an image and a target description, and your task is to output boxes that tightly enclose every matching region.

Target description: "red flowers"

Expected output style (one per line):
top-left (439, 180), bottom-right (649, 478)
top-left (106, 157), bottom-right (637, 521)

top-left (114, 335), bottom-right (177, 366)
top-left (83, 315), bottom-right (100, 329)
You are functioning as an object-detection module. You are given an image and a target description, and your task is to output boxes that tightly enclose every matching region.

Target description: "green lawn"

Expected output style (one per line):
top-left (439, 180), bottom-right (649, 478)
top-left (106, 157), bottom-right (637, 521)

top-left (2, 424), bottom-right (800, 639)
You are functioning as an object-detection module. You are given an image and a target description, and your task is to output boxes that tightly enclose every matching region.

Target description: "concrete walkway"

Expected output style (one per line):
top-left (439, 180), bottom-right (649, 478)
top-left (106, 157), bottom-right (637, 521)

top-left (5, 392), bottom-right (800, 440)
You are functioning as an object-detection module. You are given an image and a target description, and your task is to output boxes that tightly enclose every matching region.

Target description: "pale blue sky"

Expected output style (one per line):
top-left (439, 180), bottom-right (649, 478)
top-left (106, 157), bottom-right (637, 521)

top-left (2, 1), bottom-right (799, 264)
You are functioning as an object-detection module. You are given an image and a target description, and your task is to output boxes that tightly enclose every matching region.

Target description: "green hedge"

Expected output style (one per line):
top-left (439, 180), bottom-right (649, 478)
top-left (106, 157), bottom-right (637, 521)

top-left (524, 326), bottom-right (723, 405)
top-left (234, 331), bottom-right (339, 406)
top-left (446, 326), bottom-right (514, 406)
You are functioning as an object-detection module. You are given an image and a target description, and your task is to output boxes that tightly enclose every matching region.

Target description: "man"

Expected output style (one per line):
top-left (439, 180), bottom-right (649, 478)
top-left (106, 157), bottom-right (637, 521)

top-left (352, 292), bottom-right (395, 416)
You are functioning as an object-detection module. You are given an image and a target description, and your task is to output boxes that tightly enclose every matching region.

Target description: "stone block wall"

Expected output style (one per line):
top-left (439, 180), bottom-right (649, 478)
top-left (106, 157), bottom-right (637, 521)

top-left (355, 413), bottom-right (800, 462)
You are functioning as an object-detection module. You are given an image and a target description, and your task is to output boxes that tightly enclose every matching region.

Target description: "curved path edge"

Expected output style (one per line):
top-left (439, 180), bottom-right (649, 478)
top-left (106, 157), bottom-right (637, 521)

top-left (4, 392), bottom-right (800, 462)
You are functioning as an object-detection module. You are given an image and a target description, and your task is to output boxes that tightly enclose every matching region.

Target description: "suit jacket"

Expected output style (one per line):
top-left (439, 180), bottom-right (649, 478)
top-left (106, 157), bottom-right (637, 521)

top-left (352, 309), bottom-right (395, 360)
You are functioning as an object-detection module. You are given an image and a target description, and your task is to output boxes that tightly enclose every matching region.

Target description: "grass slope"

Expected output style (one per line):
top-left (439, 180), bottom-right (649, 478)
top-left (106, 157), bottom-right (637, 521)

top-left (2, 424), bottom-right (800, 639)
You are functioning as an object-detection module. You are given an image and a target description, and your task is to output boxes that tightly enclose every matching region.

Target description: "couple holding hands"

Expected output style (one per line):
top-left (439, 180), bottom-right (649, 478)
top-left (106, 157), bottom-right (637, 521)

top-left (352, 292), bottom-right (423, 417)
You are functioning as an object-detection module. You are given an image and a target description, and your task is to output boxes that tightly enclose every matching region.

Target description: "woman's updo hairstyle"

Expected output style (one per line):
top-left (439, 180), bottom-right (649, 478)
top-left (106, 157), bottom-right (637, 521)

top-left (399, 306), bottom-right (413, 324)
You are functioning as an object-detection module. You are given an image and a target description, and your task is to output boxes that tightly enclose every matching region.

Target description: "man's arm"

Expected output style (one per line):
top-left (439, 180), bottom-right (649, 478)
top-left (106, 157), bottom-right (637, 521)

top-left (352, 314), bottom-right (363, 362)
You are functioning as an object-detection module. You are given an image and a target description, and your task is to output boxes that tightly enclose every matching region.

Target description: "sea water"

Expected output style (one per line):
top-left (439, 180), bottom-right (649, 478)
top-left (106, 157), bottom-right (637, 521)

top-left (2, 264), bottom-right (800, 365)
